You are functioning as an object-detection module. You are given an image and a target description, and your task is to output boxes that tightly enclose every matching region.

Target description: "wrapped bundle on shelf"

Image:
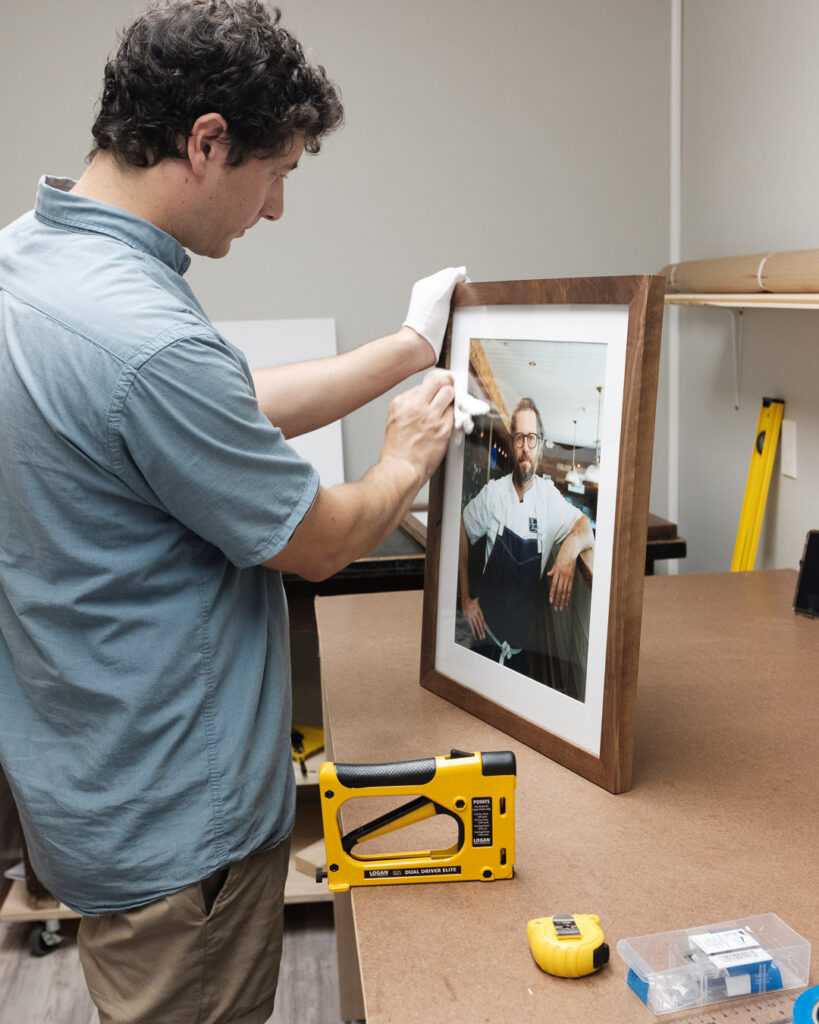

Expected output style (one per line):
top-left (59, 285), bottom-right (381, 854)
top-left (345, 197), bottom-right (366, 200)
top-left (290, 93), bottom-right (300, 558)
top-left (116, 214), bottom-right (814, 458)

top-left (661, 248), bottom-right (819, 293)
top-left (759, 249), bottom-right (819, 291)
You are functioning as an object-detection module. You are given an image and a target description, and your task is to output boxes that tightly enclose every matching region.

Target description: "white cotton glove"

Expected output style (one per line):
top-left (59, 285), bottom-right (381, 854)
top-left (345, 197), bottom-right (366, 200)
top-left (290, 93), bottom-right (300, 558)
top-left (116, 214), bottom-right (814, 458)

top-left (403, 266), bottom-right (468, 361)
top-left (454, 388), bottom-right (490, 435)
top-left (426, 369), bottom-right (490, 436)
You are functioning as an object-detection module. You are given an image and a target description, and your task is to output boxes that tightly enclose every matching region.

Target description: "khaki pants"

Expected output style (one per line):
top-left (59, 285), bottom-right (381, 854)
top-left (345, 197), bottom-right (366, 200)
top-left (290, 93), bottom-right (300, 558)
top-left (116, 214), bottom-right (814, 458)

top-left (78, 838), bottom-right (290, 1024)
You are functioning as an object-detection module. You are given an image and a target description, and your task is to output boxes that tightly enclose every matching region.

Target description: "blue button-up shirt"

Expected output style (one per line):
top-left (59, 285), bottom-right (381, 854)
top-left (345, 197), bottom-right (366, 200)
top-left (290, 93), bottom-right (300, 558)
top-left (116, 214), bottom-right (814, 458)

top-left (0, 177), bottom-right (318, 914)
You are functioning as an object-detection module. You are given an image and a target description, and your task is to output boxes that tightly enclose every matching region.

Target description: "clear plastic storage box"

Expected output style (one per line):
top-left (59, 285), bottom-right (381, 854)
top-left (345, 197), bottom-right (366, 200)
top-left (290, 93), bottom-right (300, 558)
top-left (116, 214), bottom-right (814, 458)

top-left (617, 913), bottom-right (811, 1015)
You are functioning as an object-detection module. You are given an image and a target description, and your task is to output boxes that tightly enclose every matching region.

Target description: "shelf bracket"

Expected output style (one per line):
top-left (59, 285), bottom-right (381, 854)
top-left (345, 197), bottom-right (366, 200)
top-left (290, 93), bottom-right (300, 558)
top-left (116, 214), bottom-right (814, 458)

top-left (728, 308), bottom-right (743, 410)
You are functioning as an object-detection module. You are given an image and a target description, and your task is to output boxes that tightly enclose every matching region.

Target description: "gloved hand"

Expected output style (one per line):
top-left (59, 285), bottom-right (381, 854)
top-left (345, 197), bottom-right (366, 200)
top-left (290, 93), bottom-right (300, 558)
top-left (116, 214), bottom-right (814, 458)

top-left (453, 387), bottom-right (490, 435)
top-left (403, 266), bottom-right (468, 361)
top-left (426, 369), bottom-right (489, 435)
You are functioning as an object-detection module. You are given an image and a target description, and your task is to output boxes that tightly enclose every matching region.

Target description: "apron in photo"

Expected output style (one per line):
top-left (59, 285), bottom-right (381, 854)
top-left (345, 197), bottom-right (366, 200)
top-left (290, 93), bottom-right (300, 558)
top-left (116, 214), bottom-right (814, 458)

top-left (478, 521), bottom-right (542, 664)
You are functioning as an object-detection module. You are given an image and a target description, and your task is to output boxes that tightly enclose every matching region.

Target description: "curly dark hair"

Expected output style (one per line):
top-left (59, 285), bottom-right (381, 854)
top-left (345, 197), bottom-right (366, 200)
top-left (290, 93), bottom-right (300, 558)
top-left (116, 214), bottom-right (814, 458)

top-left (91, 0), bottom-right (343, 167)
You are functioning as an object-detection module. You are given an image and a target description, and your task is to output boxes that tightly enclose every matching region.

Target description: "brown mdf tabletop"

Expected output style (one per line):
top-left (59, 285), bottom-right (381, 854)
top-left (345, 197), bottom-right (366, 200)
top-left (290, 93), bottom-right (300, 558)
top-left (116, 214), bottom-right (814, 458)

top-left (315, 570), bottom-right (818, 1024)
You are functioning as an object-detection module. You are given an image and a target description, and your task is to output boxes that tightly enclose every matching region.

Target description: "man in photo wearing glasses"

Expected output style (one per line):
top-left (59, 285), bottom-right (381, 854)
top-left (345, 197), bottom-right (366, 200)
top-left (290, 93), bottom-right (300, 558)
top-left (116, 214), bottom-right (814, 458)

top-left (458, 397), bottom-right (594, 674)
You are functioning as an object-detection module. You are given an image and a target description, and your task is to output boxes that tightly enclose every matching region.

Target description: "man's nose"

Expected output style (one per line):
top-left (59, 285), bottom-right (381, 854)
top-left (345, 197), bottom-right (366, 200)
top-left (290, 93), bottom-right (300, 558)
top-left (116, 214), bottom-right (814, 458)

top-left (262, 180), bottom-right (284, 221)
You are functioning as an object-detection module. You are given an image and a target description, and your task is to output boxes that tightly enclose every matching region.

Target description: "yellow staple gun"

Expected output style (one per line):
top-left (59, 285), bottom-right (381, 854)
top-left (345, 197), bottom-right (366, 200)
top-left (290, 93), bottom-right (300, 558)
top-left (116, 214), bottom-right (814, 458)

top-left (315, 749), bottom-right (516, 892)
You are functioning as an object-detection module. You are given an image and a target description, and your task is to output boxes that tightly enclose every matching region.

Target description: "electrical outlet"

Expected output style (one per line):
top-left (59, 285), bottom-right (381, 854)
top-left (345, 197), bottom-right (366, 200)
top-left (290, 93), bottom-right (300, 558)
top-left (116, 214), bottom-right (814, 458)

top-left (781, 419), bottom-right (797, 479)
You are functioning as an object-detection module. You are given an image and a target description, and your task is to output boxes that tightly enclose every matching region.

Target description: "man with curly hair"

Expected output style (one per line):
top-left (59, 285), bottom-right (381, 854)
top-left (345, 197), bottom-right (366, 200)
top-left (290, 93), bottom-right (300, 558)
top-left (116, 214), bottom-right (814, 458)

top-left (0, 2), bottom-right (463, 1020)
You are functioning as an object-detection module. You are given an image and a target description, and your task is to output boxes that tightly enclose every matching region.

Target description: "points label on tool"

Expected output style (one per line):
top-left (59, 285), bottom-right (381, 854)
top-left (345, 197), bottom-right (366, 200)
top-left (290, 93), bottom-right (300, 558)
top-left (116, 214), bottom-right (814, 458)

top-left (472, 797), bottom-right (492, 846)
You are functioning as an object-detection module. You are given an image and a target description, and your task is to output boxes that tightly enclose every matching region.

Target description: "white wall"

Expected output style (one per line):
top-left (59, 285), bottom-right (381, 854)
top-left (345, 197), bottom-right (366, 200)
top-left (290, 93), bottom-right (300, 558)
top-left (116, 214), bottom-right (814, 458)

top-left (677, 1), bottom-right (819, 571)
top-left (1, 0), bottom-right (670, 485)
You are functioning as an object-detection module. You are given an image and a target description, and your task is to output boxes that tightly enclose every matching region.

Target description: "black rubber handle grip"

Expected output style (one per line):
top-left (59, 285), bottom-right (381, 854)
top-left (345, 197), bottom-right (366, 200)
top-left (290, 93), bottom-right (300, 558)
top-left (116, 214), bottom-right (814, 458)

top-left (481, 750), bottom-right (516, 777)
top-left (334, 758), bottom-right (437, 789)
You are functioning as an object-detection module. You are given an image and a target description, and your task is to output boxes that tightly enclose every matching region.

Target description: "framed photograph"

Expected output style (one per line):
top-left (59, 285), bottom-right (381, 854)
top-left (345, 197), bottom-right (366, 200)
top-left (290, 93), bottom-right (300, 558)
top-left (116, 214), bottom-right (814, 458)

top-left (420, 277), bottom-right (664, 793)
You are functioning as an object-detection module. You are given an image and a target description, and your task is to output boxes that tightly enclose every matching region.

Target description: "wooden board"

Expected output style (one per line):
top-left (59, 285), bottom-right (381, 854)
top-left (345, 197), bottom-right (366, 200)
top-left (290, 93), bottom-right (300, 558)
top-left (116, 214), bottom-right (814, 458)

top-left (315, 571), bottom-right (819, 1024)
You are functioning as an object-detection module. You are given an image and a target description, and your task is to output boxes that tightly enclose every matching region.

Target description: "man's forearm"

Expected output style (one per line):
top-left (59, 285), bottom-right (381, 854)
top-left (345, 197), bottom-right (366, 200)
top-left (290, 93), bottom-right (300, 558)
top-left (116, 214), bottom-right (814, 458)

top-left (251, 326), bottom-right (434, 437)
top-left (562, 514), bottom-right (595, 561)
top-left (458, 520), bottom-right (471, 604)
top-left (569, 516), bottom-right (593, 557)
top-left (546, 514), bottom-right (594, 610)
top-left (262, 371), bottom-right (454, 581)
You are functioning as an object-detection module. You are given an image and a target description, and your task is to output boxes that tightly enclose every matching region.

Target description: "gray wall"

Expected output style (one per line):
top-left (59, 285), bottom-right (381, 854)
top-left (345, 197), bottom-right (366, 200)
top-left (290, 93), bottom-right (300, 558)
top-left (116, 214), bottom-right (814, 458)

top-left (1, 0), bottom-right (671, 485)
top-left (9, 2), bottom-right (814, 576)
top-left (677, 1), bottom-right (819, 571)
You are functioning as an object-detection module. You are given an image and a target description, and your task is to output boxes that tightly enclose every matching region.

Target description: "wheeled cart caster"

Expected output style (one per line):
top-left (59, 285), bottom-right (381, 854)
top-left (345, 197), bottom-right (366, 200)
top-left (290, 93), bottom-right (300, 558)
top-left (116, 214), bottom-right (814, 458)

top-left (29, 919), bottom-right (63, 957)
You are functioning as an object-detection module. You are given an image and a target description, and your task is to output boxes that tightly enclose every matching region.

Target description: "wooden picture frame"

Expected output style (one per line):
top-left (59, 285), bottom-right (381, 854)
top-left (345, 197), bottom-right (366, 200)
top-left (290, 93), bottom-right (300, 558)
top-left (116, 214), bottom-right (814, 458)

top-left (420, 277), bottom-right (664, 793)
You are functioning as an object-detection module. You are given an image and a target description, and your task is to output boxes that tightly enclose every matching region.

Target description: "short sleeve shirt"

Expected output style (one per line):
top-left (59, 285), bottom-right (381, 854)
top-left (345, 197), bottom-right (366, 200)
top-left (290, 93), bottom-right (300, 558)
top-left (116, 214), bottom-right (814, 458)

top-left (463, 475), bottom-right (582, 576)
top-left (0, 177), bottom-right (319, 913)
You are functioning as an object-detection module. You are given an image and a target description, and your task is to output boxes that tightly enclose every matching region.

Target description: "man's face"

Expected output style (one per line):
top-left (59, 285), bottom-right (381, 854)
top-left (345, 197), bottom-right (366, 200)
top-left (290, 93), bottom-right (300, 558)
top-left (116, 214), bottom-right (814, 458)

top-left (512, 408), bottom-right (543, 487)
top-left (193, 134), bottom-right (305, 258)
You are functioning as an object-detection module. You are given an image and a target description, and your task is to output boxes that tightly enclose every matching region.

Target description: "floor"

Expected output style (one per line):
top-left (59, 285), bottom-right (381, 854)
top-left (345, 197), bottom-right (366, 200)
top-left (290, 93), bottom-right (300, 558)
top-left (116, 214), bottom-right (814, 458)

top-left (0, 903), bottom-right (341, 1024)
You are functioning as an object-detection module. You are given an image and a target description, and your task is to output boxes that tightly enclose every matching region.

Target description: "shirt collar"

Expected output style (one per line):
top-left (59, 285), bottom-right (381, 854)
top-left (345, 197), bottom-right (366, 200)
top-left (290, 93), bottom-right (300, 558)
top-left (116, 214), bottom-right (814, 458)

top-left (34, 175), bottom-right (192, 276)
top-left (509, 473), bottom-right (537, 504)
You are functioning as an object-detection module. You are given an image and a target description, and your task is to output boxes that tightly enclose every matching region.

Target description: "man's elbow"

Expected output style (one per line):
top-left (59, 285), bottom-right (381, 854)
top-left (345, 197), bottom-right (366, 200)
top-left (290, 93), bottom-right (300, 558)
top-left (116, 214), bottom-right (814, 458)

top-left (296, 553), bottom-right (348, 582)
top-left (580, 514), bottom-right (594, 545)
top-left (260, 487), bottom-right (355, 581)
top-left (262, 549), bottom-right (346, 582)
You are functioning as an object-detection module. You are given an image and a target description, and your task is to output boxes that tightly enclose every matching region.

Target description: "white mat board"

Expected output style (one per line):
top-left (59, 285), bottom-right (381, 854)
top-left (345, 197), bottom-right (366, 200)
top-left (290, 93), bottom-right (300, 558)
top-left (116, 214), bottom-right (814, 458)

top-left (214, 318), bottom-right (345, 487)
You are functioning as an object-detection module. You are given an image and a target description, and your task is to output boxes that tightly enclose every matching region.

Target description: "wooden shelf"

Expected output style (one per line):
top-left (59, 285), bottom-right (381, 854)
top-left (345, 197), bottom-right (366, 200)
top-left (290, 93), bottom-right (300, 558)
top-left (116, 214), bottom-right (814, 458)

top-left (0, 840), bottom-right (330, 920)
top-left (665, 292), bottom-right (819, 309)
top-left (0, 768), bottom-right (331, 921)
top-left (293, 748), bottom-right (325, 787)
top-left (285, 795), bottom-right (329, 904)
top-left (0, 860), bottom-right (329, 919)
top-left (0, 879), bottom-right (78, 922)
top-left (289, 752), bottom-right (331, 902)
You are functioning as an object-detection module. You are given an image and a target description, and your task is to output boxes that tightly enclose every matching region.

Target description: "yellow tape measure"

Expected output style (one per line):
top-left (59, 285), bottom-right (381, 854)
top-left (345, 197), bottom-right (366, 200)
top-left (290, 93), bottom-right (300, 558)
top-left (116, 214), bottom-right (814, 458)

top-left (527, 914), bottom-right (609, 978)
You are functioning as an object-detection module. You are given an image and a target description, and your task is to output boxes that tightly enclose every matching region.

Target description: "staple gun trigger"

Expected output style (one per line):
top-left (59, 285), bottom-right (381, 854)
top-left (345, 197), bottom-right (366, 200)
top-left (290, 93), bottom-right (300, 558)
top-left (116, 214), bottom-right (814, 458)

top-left (340, 795), bottom-right (464, 858)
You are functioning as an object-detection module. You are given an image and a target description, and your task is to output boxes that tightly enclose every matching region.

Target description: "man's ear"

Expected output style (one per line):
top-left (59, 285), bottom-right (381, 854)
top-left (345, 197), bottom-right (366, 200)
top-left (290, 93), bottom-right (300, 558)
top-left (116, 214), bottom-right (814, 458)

top-left (187, 113), bottom-right (230, 176)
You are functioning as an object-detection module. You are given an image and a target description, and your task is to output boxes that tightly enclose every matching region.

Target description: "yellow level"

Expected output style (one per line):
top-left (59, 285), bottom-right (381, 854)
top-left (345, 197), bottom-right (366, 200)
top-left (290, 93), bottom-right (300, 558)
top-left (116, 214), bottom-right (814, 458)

top-left (731, 397), bottom-right (785, 572)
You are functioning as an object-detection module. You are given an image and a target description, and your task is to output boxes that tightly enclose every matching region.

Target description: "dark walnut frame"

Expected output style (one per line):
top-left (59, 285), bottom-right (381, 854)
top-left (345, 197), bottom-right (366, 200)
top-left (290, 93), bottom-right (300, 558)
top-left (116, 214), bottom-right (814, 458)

top-left (420, 276), bottom-right (665, 794)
